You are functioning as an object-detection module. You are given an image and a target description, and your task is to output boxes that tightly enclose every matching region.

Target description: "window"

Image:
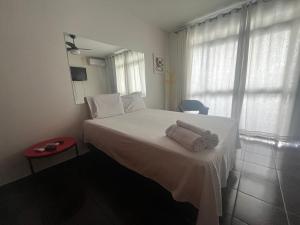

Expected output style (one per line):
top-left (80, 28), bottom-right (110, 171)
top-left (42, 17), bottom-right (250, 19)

top-left (187, 11), bottom-right (241, 117)
top-left (114, 50), bottom-right (146, 96)
top-left (184, 1), bottom-right (300, 138)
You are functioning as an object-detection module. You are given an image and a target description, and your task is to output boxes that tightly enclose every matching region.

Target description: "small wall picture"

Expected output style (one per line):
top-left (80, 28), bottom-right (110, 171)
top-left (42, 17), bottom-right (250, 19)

top-left (153, 54), bottom-right (165, 74)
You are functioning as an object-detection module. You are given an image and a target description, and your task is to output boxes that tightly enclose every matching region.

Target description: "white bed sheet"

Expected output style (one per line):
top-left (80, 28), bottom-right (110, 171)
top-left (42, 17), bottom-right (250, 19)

top-left (83, 109), bottom-right (240, 225)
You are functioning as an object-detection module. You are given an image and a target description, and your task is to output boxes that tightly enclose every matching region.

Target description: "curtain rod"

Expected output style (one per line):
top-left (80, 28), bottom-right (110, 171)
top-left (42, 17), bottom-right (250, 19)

top-left (174, 0), bottom-right (258, 33)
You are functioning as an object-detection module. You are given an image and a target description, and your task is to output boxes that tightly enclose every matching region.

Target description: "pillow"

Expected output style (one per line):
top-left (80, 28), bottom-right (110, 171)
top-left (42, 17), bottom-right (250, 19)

top-left (121, 92), bottom-right (146, 113)
top-left (90, 93), bottom-right (124, 119)
top-left (85, 96), bottom-right (97, 119)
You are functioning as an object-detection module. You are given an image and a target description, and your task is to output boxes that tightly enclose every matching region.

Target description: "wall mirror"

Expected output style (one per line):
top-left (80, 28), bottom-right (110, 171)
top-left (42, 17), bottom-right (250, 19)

top-left (64, 33), bottom-right (146, 104)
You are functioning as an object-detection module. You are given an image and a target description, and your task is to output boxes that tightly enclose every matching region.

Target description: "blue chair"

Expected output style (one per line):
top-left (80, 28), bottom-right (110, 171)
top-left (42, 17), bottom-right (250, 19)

top-left (177, 100), bottom-right (209, 115)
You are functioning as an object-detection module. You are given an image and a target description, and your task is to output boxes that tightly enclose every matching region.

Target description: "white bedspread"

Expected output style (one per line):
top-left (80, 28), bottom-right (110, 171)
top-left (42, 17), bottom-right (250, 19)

top-left (83, 109), bottom-right (240, 225)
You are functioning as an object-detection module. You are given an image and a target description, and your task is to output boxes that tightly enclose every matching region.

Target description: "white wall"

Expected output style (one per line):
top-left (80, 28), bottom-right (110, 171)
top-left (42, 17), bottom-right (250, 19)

top-left (0, 0), bottom-right (168, 186)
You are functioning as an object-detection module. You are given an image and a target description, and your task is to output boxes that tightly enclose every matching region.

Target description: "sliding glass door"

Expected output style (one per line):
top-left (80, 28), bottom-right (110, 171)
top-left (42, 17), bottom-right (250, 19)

top-left (184, 0), bottom-right (300, 139)
top-left (186, 10), bottom-right (241, 117)
top-left (239, 1), bottom-right (300, 138)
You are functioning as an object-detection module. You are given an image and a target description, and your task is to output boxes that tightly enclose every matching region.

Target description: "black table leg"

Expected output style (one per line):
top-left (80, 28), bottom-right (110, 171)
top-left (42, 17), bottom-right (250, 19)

top-left (74, 144), bottom-right (79, 157)
top-left (27, 158), bottom-right (34, 174)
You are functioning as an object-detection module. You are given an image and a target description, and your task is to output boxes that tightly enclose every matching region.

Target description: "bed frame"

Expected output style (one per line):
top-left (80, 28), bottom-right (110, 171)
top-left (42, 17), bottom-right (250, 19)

top-left (86, 143), bottom-right (198, 223)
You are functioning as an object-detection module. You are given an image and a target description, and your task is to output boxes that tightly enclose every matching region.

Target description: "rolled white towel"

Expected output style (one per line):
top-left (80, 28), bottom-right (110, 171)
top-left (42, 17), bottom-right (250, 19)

top-left (176, 120), bottom-right (211, 139)
top-left (207, 133), bottom-right (219, 149)
top-left (166, 124), bottom-right (206, 152)
top-left (176, 120), bottom-right (219, 149)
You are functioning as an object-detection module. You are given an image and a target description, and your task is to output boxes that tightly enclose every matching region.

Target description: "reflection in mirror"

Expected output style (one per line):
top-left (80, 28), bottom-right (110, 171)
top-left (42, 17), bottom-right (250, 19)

top-left (64, 33), bottom-right (146, 104)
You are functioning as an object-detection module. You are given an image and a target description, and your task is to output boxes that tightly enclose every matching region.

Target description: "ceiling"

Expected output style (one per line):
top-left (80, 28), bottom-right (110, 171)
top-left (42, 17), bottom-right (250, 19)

top-left (65, 34), bottom-right (122, 58)
top-left (111, 0), bottom-right (241, 31)
top-left (64, 0), bottom-right (243, 55)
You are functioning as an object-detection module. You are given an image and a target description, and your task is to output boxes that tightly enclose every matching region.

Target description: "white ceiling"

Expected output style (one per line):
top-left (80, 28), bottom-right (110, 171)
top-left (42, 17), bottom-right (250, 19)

top-left (111, 0), bottom-right (241, 31)
top-left (65, 34), bottom-right (122, 58)
top-left (64, 0), bottom-right (243, 55)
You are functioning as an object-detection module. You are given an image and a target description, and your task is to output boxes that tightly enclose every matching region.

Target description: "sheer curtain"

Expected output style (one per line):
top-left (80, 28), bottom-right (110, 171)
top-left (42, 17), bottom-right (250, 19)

top-left (169, 31), bottom-right (187, 110)
top-left (240, 0), bottom-right (300, 138)
top-left (182, 0), bottom-right (300, 139)
top-left (105, 56), bottom-right (117, 93)
top-left (114, 50), bottom-right (146, 96)
top-left (185, 9), bottom-right (242, 117)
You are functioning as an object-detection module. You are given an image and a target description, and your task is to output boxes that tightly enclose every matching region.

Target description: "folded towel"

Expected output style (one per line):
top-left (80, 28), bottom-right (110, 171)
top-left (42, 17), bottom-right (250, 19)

top-left (176, 120), bottom-right (219, 149)
top-left (166, 124), bottom-right (206, 152)
top-left (176, 120), bottom-right (211, 138)
top-left (208, 133), bottom-right (219, 149)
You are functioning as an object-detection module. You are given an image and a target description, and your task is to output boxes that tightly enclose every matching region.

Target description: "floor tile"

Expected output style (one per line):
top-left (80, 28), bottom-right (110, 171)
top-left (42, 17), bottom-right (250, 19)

top-left (275, 156), bottom-right (300, 174)
top-left (242, 162), bottom-right (277, 182)
top-left (60, 197), bottom-right (122, 225)
top-left (239, 162), bottom-right (283, 207)
top-left (276, 146), bottom-right (300, 160)
top-left (220, 214), bottom-right (232, 225)
top-left (0, 153), bottom-right (198, 225)
top-left (232, 217), bottom-right (248, 225)
top-left (275, 146), bottom-right (300, 173)
top-left (242, 141), bottom-right (274, 157)
top-left (220, 215), bottom-right (249, 225)
top-left (1, 143), bottom-right (299, 225)
top-left (278, 171), bottom-right (300, 215)
top-left (0, 203), bottom-right (43, 225)
top-left (239, 173), bottom-right (284, 207)
top-left (288, 213), bottom-right (300, 225)
top-left (234, 192), bottom-right (288, 225)
top-left (244, 151), bottom-right (275, 169)
top-left (0, 179), bottom-right (43, 225)
top-left (277, 170), bottom-right (300, 186)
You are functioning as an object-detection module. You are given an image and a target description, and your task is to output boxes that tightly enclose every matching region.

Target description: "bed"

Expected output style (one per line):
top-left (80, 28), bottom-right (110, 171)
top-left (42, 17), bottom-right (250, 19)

top-left (83, 109), bottom-right (240, 225)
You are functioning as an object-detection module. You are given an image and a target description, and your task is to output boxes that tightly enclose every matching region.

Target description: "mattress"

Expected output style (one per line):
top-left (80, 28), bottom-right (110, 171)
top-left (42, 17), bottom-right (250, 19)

top-left (83, 109), bottom-right (240, 225)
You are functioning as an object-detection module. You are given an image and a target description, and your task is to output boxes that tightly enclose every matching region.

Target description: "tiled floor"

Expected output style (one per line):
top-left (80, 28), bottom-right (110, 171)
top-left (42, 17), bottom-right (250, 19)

top-left (0, 150), bottom-right (198, 225)
top-left (0, 140), bottom-right (299, 225)
top-left (221, 139), bottom-right (300, 225)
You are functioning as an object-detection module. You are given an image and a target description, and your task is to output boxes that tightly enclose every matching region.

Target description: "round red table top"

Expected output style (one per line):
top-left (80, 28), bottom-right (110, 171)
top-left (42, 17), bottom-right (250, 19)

top-left (24, 137), bottom-right (77, 158)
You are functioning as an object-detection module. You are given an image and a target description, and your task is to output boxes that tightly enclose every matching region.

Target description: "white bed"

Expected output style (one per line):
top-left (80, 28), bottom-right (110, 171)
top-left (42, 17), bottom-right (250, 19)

top-left (83, 109), bottom-right (240, 225)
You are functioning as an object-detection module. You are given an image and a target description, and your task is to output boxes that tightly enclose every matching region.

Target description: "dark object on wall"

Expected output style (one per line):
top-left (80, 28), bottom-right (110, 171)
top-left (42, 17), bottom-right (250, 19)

top-left (70, 67), bottom-right (87, 81)
top-left (66, 34), bottom-right (92, 54)
top-left (177, 100), bottom-right (209, 115)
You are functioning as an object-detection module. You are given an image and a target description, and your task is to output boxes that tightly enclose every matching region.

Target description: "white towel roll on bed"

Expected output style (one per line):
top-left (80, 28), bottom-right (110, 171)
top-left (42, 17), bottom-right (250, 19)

top-left (208, 133), bottom-right (219, 149)
top-left (176, 120), bottom-right (219, 149)
top-left (165, 125), bottom-right (207, 152)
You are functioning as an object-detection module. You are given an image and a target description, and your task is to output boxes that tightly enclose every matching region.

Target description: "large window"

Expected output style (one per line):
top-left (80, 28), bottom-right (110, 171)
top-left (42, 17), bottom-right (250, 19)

top-left (240, 7), bottom-right (299, 137)
top-left (185, 1), bottom-right (300, 138)
top-left (187, 11), bottom-right (241, 117)
top-left (114, 50), bottom-right (146, 96)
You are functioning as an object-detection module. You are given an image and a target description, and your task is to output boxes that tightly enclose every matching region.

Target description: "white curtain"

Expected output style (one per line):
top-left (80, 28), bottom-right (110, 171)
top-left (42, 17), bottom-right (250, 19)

top-left (185, 9), bottom-right (242, 117)
top-left (181, 0), bottom-right (300, 139)
top-left (105, 56), bottom-right (117, 93)
top-left (114, 50), bottom-right (146, 96)
top-left (169, 31), bottom-right (187, 110)
top-left (239, 0), bottom-right (300, 139)
top-left (72, 81), bottom-right (86, 104)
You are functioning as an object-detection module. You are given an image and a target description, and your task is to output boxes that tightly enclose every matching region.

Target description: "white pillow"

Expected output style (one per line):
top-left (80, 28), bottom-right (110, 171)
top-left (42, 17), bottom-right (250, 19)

top-left (121, 92), bottom-right (146, 113)
top-left (85, 96), bottom-right (97, 119)
top-left (90, 93), bottom-right (124, 119)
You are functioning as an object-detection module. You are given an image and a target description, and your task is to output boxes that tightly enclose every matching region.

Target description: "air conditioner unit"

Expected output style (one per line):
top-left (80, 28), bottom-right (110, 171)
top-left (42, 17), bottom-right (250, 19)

top-left (88, 58), bottom-right (106, 67)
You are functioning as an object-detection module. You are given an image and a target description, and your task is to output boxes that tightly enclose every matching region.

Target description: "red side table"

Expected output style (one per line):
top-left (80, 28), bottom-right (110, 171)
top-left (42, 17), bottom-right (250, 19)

top-left (24, 137), bottom-right (78, 174)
